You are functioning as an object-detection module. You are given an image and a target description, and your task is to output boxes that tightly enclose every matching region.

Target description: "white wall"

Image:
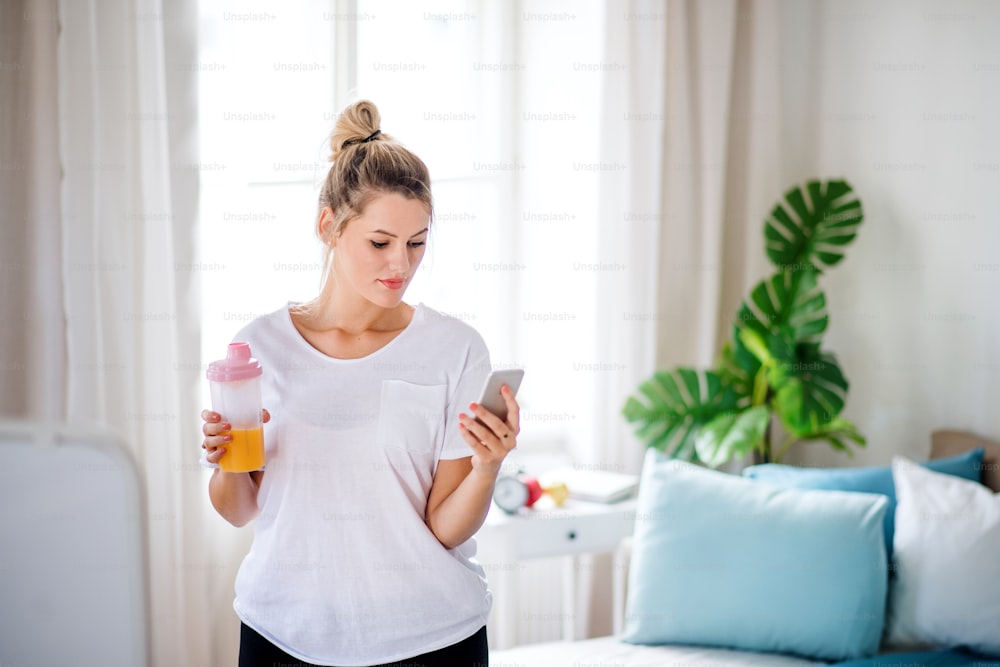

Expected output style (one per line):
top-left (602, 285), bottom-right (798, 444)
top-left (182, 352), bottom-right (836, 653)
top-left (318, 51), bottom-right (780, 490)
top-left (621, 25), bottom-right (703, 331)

top-left (767, 0), bottom-right (1000, 466)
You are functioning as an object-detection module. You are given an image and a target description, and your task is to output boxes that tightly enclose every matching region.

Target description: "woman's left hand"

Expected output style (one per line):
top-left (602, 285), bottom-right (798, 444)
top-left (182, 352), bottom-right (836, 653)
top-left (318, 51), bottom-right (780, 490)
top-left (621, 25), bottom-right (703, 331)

top-left (458, 385), bottom-right (520, 479)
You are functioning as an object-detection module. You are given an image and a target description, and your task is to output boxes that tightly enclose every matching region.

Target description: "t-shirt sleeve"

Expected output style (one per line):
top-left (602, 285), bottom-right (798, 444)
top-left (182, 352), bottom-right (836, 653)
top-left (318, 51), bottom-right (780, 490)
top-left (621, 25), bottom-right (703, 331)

top-left (440, 332), bottom-right (492, 461)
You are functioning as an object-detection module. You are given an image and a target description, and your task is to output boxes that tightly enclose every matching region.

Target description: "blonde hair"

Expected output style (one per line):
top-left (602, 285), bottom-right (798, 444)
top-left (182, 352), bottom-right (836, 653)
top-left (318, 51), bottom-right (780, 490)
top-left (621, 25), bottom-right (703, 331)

top-left (296, 100), bottom-right (434, 312)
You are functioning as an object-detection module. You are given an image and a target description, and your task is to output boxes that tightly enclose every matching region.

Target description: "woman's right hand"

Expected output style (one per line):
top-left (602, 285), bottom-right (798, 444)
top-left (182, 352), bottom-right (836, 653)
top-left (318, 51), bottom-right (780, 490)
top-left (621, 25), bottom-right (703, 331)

top-left (201, 408), bottom-right (271, 465)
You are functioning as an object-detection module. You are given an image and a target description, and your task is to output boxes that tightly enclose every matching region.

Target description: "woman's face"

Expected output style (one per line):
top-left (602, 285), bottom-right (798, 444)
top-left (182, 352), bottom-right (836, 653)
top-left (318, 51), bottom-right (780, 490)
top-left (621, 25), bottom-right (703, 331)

top-left (331, 192), bottom-right (430, 309)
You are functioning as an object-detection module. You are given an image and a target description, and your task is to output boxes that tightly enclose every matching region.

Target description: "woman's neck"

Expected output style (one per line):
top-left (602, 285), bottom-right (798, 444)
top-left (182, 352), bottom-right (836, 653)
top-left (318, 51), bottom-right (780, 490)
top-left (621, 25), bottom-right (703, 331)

top-left (294, 280), bottom-right (412, 335)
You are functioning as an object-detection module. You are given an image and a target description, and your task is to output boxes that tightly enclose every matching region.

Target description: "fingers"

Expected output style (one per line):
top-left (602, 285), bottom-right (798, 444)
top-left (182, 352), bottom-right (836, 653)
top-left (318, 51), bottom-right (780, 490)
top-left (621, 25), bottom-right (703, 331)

top-left (460, 410), bottom-right (499, 448)
top-left (201, 408), bottom-right (231, 452)
top-left (204, 444), bottom-right (228, 464)
top-left (460, 404), bottom-right (516, 454)
top-left (500, 385), bottom-right (521, 435)
top-left (202, 419), bottom-right (231, 437)
top-left (458, 425), bottom-right (492, 455)
top-left (458, 418), bottom-right (490, 449)
top-left (202, 431), bottom-right (231, 452)
top-left (466, 402), bottom-right (505, 437)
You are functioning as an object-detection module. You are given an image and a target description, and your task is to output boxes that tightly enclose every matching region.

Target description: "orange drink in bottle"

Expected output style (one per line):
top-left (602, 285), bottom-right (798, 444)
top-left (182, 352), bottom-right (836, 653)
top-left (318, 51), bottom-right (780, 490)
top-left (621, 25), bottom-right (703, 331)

top-left (207, 342), bottom-right (265, 472)
top-left (219, 426), bottom-right (265, 472)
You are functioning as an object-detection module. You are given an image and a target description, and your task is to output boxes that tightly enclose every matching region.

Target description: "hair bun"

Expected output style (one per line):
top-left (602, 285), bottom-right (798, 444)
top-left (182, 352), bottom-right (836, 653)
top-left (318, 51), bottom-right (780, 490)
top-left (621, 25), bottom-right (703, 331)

top-left (330, 99), bottom-right (385, 161)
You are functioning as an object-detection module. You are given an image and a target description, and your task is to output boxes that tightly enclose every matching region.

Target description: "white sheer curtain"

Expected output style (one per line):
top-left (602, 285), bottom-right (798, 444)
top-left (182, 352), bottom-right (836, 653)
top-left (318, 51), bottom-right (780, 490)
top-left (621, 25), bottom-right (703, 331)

top-left (571, 0), bottom-right (668, 638)
top-left (1, 0), bottom-right (210, 664)
top-left (592, 0), bottom-right (786, 470)
top-left (56, 1), bottom-right (209, 662)
top-left (650, 0), bottom-right (786, 477)
top-left (588, 0), bottom-right (668, 484)
top-left (655, 0), bottom-right (741, 371)
top-left (583, 0), bottom-right (778, 488)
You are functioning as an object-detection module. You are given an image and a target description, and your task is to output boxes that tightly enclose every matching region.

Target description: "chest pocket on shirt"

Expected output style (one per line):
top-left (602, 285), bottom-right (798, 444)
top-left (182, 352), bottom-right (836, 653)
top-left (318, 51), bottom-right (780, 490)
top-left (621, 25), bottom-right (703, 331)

top-left (375, 380), bottom-right (448, 454)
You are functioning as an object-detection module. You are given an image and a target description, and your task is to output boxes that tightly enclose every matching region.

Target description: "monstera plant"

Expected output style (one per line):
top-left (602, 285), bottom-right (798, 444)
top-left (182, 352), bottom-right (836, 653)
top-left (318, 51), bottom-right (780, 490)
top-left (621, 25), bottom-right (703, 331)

top-left (623, 178), bottom-right (866, 466)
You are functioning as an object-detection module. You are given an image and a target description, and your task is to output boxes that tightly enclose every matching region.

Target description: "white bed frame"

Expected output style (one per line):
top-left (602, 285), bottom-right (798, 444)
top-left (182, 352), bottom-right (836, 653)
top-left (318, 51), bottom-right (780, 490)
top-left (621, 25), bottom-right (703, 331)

top-left (0, 420), bottom-right (150, 666)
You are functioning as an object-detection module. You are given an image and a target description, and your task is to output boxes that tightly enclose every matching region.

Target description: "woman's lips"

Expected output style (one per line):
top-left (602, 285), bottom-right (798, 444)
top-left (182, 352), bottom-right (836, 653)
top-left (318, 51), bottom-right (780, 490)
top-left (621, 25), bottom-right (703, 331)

top-left (379, 279), bottom-right (405, 290)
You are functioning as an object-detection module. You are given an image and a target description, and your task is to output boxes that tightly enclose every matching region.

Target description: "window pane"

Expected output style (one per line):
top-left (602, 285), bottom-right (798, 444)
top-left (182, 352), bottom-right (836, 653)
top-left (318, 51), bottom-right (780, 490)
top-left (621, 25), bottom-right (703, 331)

top-left (197, 0), bottom-right (605, 451)
top-left (196, 0), bottom-right (337, 407)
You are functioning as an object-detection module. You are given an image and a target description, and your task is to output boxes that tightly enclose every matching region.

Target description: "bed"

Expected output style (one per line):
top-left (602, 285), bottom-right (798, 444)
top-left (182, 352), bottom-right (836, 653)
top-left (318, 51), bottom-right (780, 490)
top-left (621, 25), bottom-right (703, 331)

top-left (492, 635), bottom-right (823, 665)
top-left (491, 430), bottom-right (1000, 667)
top-left (492, 640), bottom-right (1000, 667)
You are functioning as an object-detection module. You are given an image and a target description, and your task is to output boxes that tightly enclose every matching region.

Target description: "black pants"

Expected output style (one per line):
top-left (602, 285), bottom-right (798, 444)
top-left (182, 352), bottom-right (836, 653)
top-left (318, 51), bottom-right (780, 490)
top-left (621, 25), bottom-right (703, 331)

top-left (238, 622), bottom-right (488, 667)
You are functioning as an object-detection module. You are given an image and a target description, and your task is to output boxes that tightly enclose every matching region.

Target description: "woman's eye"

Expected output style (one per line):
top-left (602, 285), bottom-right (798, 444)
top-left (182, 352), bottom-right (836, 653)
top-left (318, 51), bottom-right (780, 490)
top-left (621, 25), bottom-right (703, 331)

top-left (370, 240), bottom-right (424, 249)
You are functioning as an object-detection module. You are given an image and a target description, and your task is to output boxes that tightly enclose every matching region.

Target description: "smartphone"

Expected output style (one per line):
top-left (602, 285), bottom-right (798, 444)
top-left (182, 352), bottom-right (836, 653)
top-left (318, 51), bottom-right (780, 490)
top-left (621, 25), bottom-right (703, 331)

top-left (475, 368), bottom-right (525, 423)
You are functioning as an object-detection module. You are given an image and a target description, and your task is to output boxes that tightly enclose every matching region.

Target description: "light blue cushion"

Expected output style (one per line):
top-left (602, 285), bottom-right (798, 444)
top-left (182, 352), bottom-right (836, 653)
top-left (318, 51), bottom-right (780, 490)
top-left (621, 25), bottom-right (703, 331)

top-left (622, 450), bottom-right (888, 662)
top-left (742, 448), bottom-right (984, 563)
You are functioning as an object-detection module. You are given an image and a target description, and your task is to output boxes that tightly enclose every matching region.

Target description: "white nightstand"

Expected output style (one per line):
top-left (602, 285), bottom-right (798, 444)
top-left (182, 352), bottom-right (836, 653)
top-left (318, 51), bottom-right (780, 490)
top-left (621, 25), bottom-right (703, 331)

top-left (475, 496), bottom-right (637, 649)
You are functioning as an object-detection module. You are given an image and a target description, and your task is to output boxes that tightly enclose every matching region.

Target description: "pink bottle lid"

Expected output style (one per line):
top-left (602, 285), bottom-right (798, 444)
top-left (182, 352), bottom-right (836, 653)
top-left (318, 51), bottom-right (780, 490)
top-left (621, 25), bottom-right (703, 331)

top-left (206, 342), bottom-right (262, 382)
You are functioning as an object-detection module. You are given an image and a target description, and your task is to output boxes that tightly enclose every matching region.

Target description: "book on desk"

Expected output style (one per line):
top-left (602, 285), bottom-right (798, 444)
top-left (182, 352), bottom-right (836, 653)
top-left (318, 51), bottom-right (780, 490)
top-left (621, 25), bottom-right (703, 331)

top-left (539, 466), bottom-right (639, 504)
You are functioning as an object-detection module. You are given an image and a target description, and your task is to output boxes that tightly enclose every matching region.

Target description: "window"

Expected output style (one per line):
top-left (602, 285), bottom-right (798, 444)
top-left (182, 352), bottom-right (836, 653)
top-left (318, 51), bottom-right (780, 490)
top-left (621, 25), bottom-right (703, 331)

top-left (198, 0), bottom-right (604, 455)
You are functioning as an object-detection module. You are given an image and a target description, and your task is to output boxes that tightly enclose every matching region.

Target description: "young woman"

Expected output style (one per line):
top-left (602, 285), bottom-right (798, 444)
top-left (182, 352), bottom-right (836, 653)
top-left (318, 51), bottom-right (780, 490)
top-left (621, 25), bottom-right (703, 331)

top-left (200, 100), bottom-right (519, 667)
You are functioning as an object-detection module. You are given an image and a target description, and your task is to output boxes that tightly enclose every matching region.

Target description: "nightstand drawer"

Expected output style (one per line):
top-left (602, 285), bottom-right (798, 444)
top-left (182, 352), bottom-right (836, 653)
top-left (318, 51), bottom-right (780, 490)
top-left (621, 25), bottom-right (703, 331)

top-left (513, 506), bottom-right (633, 558)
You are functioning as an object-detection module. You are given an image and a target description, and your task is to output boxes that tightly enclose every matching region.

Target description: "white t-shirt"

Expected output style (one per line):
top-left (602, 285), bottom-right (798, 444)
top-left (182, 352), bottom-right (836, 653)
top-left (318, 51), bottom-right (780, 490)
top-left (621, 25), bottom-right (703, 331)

top-left (201, 301), bottom-right (493, 666)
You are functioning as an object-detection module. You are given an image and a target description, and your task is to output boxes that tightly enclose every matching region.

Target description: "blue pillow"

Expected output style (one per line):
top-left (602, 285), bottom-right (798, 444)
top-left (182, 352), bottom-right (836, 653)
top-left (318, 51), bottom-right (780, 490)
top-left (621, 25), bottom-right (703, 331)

top-left (742, 448), bottom-right (984, 563)
top-left (623, 450), bottom-right (888, 662)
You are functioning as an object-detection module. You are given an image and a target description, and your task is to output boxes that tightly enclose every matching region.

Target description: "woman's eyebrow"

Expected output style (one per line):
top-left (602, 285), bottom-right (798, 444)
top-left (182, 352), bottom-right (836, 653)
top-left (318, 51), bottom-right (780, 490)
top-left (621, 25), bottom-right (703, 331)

top-left (369, 227), bottom-right (429, 238)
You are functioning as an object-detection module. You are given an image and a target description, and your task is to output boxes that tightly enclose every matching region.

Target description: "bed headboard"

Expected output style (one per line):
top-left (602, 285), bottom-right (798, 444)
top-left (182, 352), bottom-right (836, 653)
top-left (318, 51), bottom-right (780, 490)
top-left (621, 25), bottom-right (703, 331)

top-left (931, 429), bottom-right (1000, 492)
top-left (0, 420), bottom-right (150, 665)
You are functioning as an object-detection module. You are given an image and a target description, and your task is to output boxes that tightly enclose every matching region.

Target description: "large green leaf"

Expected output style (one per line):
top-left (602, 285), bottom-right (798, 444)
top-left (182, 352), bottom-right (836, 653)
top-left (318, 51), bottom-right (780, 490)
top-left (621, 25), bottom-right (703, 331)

top-left (716, 336), bottom-right (758, 404)
top-left (764, 179), bottom-right (863, 272)
top-left (622, 368), bottom-right (739, 461)
top-left (695, 406), bottom-right (770, 468)
top-left (736, 269), bottom-right (828, 347)
top-left (772, 344), bottom-right (850, 435)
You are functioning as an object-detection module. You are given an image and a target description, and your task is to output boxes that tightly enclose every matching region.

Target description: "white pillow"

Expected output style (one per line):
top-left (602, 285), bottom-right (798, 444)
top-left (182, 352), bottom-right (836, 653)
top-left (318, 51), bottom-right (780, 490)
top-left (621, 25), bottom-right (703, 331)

top-left (888, 455), bottom-right (1000, 655)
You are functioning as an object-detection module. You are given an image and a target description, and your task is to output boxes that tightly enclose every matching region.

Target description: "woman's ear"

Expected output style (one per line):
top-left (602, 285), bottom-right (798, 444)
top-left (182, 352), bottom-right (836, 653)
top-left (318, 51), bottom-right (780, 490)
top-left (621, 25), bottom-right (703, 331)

top-left (317, 206), bottom-right (338, 247)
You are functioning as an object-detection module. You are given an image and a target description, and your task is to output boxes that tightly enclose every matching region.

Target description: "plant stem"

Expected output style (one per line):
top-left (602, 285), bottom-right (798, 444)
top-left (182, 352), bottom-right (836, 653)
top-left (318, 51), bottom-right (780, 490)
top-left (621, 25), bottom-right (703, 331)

top-left (761, 418), bottom-right (772, 464)
top-left (774, 435), bottom-right (800, 463)
top-left (762, 386), bottom-right (774, 462)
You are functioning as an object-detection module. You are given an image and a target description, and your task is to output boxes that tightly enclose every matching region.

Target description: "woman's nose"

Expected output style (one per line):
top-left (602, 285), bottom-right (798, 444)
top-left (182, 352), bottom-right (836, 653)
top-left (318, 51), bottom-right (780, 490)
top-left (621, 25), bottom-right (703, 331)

top-left (387, 246), bottom-right (409, 272)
